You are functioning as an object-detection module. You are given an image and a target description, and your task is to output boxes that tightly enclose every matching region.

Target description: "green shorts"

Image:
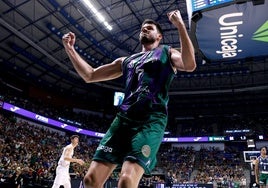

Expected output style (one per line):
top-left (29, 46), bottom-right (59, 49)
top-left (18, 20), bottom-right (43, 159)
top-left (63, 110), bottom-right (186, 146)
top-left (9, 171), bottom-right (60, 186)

top-left (93, 112), bottom-right (167, 175)
top-left (259, 173), bottom-right (268, 185)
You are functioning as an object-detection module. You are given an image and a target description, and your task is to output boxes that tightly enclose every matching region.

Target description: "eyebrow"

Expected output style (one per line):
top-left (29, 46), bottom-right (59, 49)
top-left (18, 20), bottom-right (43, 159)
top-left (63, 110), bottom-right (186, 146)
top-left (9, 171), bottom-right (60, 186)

top-left (141, 24), bottom-right (155, 30)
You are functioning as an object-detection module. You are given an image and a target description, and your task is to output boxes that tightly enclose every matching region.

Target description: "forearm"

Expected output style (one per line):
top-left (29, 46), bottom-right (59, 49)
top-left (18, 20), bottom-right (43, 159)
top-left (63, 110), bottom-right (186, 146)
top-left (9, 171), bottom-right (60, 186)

top-left (255, 172), bottom-right (259, 182)
top-left (255, 166), bottom-right (259, 181)
top-left (65, 46), bottom-right (94, 82)
top-left (177, 23), bottom-right (196, 71)
top-left (64, 157), bottom-right (79, 163)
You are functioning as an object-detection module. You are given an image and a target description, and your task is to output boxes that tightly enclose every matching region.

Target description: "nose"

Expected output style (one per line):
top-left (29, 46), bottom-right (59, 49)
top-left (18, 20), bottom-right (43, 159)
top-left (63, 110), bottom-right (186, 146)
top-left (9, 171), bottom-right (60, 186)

top-left (141, 27), bottom-right (148, 33)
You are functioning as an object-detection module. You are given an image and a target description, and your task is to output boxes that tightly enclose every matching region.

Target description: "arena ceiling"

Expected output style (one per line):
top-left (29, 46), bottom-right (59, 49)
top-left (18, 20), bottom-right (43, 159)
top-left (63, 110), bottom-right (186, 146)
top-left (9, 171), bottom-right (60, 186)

top-left (0, 0), bottom-right (268, 101)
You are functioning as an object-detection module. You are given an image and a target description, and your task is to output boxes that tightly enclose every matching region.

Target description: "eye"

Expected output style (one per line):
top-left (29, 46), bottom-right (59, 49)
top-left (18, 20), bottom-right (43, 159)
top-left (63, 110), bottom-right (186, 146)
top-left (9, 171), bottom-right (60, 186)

top-left (147, 26), bottom-right (153, 30)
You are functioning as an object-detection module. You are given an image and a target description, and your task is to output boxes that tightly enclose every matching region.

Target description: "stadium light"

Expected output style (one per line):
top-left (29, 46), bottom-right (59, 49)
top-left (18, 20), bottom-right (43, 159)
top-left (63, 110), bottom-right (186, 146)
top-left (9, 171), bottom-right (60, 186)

top-left (81, 0), bottom-right (113, 31)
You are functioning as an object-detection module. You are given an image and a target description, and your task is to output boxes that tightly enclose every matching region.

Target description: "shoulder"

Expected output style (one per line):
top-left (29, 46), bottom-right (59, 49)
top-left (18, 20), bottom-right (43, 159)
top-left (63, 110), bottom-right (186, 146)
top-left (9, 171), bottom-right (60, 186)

top-left (168, 46), bottom-right (182, 64)
top-left (111, 57), bottom-right (126, 68)
top-left (65, 144), bottom-right (73, 150)
top-left (114, 57), bottom-right (126, 64)
top-left (168, 47), bottom-right (182, 71)
top-left (169, 47), bottom-right (181, 55)
top-left (156, 44), bottom-right (172, 53)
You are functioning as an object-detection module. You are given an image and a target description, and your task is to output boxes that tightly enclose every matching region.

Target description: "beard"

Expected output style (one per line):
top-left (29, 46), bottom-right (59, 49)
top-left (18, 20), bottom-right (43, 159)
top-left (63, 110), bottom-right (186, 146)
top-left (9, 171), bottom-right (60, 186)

top-left (140, 35), bottom-right (156, 45)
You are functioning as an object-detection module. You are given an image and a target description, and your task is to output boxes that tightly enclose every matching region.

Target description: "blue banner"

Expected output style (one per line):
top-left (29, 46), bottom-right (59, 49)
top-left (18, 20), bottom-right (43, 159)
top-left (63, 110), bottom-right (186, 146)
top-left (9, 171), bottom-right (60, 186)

top-left (192, 0), bottom-right (268, 62)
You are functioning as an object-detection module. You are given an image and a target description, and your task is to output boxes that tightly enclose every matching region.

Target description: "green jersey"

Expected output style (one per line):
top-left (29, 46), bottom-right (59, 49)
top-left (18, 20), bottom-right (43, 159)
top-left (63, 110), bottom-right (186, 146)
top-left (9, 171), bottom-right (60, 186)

top-left (93, 45), bottom-right (177, 174)
top-left (119, 45), bottom-right (176, 119)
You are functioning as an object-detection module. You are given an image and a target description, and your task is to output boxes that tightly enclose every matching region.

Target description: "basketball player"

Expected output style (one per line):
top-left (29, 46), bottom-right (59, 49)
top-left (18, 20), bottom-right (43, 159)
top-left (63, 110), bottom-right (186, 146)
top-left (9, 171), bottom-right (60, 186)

top-left (255, 146), bottom-right (268, 188)
top-left (62, 10), bottom-right (196, 188)
top-left (52, 135), bottom-right (85, 188)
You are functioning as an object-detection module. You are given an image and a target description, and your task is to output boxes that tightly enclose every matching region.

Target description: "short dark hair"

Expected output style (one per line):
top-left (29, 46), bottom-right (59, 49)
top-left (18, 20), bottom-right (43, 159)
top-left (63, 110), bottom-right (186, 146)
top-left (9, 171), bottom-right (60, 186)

top-left (142, 19), bottom-right (163, 35)
top-left (260, 146), bottom-right (267, 151)
top-left (70, 135), bottom-right (79, 140)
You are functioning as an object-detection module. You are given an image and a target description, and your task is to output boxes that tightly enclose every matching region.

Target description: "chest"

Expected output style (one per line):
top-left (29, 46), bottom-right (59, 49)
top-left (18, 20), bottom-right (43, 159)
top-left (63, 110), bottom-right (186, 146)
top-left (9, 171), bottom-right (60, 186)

top-left (125, 48), bottom-right (168, 76)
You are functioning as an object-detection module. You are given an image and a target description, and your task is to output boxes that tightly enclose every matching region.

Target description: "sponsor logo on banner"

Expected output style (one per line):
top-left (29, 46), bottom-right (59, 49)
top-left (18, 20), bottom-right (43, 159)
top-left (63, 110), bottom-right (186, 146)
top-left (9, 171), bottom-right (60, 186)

top-left (209, 136), bottom-right (225, 141)
top-left (61, 124), bottom-right (68, 128)
top-left (252, 20), bottom-right (268, 42)
top-left (10, 106), bottom-right (20, 112)
top-left (216, 12), bottom-right (243, 59)
top-left (35, 114), bottom-right (48, 123)
top-left (95, 132), bottom-right (105, 137)
top-left (193, 137), bottom-right (202, 142)
top-left (193, 1), bottom-right (268, 61)
top-left (75, 128), bottom-right (83, 133)
top-left (163, 137), bottom-right (179, 142)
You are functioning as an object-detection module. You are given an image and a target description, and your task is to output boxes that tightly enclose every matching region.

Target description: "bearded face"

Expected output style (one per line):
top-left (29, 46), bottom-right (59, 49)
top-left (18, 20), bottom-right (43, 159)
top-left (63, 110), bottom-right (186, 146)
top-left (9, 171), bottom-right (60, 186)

top-left (139, 23), bottom-right (161, 45)
top-left (140, 33), bottom-right (156, 45)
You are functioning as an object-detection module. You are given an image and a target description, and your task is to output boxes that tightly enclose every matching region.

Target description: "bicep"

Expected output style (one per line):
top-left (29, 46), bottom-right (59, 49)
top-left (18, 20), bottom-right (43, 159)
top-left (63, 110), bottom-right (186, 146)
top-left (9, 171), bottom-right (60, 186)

top-left (170, 48), bottom-right (196, 72)
top-left (170, 48), bottom-right (185, 71)
top-left (64, 148), bottom-right (71, 157)
top-left (88, 57), bottom-right (124, 83)
top-left (63, 146), bottom-right (74, 160)
top-left (255, 160), bottom-right (259, 169)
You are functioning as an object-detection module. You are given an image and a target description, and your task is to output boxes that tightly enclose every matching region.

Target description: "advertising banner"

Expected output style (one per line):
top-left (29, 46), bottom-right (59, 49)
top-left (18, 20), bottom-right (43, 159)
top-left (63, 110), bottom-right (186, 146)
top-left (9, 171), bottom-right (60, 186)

top-left (191, 0), bottom-right (268, 62)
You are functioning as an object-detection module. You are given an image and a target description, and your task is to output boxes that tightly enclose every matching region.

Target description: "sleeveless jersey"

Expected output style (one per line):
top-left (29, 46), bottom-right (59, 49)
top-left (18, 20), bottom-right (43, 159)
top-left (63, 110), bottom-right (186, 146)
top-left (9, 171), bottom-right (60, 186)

top-left (120, 45), bottom-right (176, 118)
top-left (58, 144), bottom-right (74, 167)
top-left (258, 155), bottom-right (268, 172)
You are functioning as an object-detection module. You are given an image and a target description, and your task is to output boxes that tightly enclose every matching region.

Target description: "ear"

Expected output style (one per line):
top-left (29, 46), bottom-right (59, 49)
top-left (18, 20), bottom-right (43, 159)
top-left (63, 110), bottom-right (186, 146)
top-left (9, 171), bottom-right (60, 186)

top-left (157, 33), bottom-right (162, 41)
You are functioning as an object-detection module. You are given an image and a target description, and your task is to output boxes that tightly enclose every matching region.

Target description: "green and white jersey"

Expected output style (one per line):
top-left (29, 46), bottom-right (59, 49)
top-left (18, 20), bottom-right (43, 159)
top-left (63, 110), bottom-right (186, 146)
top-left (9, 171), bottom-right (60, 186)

top-left (120, 45), bottom-right (176, 118)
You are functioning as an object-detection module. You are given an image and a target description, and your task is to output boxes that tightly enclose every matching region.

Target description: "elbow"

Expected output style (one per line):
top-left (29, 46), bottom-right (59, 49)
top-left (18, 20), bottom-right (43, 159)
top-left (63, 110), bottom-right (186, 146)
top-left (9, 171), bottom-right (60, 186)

top-left (63, 157), bottom-right (69, 161)
top-left (82, 73), bottom-right (94, 83)
top-left (82, 77), bottom-right (91, 83)
top-left (188, 64), bottom-right (196, 72)
top-left (84, 78), bottom-right (93, 83)
top-left (185, 61), bottom-right (196, 72)
top-left (77, 67), bottom-right (95, 83)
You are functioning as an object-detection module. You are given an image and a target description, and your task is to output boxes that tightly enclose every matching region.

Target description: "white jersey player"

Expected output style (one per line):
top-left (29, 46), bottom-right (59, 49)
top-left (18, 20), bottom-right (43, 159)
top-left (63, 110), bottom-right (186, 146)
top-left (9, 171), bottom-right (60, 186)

top-left (52, 135), bottom-right (85, 188)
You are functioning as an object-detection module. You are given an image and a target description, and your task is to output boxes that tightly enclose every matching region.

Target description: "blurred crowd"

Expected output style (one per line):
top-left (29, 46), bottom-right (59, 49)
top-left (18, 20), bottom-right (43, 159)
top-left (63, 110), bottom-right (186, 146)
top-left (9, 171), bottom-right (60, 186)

top-left (193, 147), bottom-right (247, 187)
top-left (0, 111), bottom-right (250, 187)
top-left (0, 112), bottom-right (98, 187)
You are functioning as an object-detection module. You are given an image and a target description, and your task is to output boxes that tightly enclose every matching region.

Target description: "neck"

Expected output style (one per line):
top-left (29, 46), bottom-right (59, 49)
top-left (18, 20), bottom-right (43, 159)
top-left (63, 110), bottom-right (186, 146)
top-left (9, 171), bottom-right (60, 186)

top-left (71, 143), bottom-right (77, 148)
top-left (141, 43), bottom-right (159, 52)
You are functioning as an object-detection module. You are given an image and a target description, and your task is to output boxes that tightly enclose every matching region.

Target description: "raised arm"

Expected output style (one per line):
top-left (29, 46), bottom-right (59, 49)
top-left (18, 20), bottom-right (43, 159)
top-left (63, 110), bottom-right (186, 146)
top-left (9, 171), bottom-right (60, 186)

top-left (62, 32), bottom-right (124, 83)
top-left (167, 10), bottom-right (196, 72)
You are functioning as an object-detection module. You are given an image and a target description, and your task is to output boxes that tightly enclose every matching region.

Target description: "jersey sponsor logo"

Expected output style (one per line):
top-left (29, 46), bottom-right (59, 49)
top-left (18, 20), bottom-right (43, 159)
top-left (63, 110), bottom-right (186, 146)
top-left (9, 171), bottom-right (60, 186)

top-left (145, 159), bottom-right (151, 167)
top-left (141, 145), bottom-right (151, 158)
top-left (97, 145), bottom-right (113, 153)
